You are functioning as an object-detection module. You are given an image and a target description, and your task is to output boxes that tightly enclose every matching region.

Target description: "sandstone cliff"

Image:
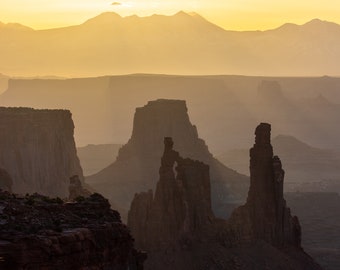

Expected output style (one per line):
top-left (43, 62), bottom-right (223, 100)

top-left (0, 191), bottom-right (146, 269)
top-left (127, 129), bottom-right (322, 270)
top-left (87, 99), bottom-right (249, 219)
top-left (0, 107), bottom-right (83, 197)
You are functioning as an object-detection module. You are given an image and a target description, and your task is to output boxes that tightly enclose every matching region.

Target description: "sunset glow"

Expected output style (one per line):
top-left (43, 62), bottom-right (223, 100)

top-left (1, 0), bottom-right (340, 30)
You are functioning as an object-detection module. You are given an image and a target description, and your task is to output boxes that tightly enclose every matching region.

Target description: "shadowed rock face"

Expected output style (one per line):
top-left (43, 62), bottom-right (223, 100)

top-left (0, 168), bottom-right (12, 192)
top-left (87, 99), bottom-right (248, 219)
top-left (0, 191), bottom-right (146, 270)
top-left (128, 137), bottom-right (214, 250)
top-left (0, 107), bottom-right (83, 197)
top-left (228, 123), bottom-right (301, 247)
top-left (127, 130), bottom-right (321, 270)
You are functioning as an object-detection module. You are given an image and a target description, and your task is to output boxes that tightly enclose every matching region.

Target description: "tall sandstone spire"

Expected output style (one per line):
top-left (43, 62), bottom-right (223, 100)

top-left (127, 128), bottom-right (321, 270)
top-left (228, 123), bottom-right (301, 247)
top-left (128, 137), bottom-right (214, 250)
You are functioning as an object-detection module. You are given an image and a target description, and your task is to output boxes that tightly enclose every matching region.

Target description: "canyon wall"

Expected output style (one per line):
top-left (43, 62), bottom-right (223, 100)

top-left (0, 107), bottom-right (83, 197)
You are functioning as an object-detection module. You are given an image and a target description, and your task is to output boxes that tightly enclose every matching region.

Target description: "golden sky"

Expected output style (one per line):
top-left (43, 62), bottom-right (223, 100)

top-left (1, 0), bottom-right (340, 30)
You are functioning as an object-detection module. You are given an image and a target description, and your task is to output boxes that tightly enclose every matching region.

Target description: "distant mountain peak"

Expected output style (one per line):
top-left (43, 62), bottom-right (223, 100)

top-left (83, 12), bottom-right (122, 25)
top-left (0, 22), bottom-right (33, 31)
top-left (304, 18), bottom-right (329, 26)
top-left (174, 10), bottom-right (189, 16)
top-left (302, 18), bottom-right (340, 30)
top-left (272, 18), bottom-right (340, 33)
top-left (272, 135), bottom-right (318, 152)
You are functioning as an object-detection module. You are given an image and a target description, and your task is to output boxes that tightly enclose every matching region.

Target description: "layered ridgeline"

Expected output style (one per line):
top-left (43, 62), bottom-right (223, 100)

top-left (127, 124), bottom-right (322, 270)
top-left (1, 12), bottom-right (340, 76)
top-left (0, 107), bottom-right (83, 197)
top-left (87, 100), bottom-right (249, 218)
top-left (218, 134), bottom-right (340, 188)
top-left (3, 75), bottom-right (340, 154)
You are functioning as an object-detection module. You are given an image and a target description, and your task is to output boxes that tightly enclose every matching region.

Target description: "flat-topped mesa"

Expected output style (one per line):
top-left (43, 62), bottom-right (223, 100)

top-left (88, 99), bottom-right (249, 220)
top-left (0, 107), bottom-right (84, 197)
top-left (228, 123), bottom-right (301, 248)
top-left (128, 137), bottom-right (214, 250)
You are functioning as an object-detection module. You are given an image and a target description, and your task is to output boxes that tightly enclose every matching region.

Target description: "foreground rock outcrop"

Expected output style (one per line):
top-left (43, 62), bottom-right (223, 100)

top-left (0, 191), bottom-right (145, 269)
top-left (128, 126), bottom-right (322, 270)
top-left (0, 107), bottom-right (84, 197)
top-left (87, 99), bottom-right (249, 219)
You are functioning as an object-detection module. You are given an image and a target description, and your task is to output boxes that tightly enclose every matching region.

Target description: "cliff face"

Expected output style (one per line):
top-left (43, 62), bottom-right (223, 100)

top-left (0, 168), bottom-right (12, 192)
top-left (0, 107), bottom-right (83, 197)
top-left (0, 191), bottom-right (145, 270)
top-left (87, 99), bottom-right (248, 219)
top-left (127, 130), bottom-right (322, 270)
top-left (128, 137), bottom-right (214, 250)
top-left (227, 123), bottom-right (301, 247)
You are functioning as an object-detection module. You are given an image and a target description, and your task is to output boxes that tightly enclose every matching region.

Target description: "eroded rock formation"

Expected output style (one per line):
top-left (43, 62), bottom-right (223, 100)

top-left (0, 107), bottom-right (84, 197)
top-left (128, 137), bottom-right (214, 250)
top-left (0, 191), bottom-right (146, 269)
top-left (128, 131), bottom-right (322, 270)
top-left (87, 99), bottom-right (248, 219)
top-left (227, 123), bottom-right (301, 247)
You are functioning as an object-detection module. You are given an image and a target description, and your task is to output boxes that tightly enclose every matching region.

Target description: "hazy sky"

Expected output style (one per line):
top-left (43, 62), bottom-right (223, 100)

top-left (1, 0), bottom-right (340, 30)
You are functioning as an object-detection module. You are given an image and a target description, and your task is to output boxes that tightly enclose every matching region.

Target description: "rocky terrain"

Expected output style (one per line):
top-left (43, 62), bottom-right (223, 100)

top-left (127, 124), bottom-right (322, 270)
top-left (0, 107), bottom-right (84, 197)
top-left (0, 191), bottom-right (145, 269)
top-left (86, 99), bottom-right (249, 219)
